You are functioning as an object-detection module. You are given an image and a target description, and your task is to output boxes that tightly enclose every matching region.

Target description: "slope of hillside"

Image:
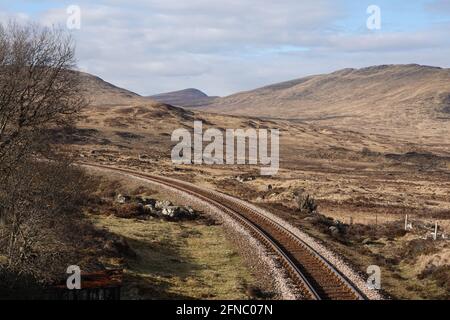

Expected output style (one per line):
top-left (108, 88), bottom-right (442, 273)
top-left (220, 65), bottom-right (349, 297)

top-left (72, 70), bottom-right (412, 160)
top-left (79, 72), bottom-right (149, 106)
top-left (200, 64), bottom-right (450, 140)
top-left (150, 88), bottom-right (218, 107)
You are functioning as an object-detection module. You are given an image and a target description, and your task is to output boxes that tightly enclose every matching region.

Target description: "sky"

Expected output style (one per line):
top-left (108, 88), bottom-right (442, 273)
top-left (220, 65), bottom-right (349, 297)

top-left (0, 0), bottom-right (449, 96)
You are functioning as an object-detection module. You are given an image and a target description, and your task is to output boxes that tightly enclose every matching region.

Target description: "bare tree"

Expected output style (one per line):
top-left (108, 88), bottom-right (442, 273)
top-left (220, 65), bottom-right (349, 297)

top-left (0, 21), bottom-right (86, 177)
top-left (294, 188), bottom-right (318, 214)
top-left (0, 21), bottom-right (89, 287)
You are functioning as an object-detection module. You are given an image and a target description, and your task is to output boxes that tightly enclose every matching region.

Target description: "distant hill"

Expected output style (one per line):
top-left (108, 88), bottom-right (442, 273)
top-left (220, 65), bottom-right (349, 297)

top-left (199, 64), bottom-right (450, 138)
top-left (78, 72), bottom-right (149, 106)
top-left (150, 88), bottom-right (218, 107)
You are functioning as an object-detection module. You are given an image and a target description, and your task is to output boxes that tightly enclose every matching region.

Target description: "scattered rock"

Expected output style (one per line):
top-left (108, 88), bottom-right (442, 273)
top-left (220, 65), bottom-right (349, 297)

top-left (161, 206), bottom-right (198, 220)
top-left (136, 196), bottom-right (156, 206)
top-left (155, 200), bottom-right (172, 209)
top-left (143, 204), bottom-right (158, 215)
top-left (112, 194), bottom-right (199, 221)
top-left (116, 194), bottom-right (131, 204)
top-left (161, 206), bottom-right (179, 218)
top-left (235, 175), bottom-right (256, 183)
top-left (185, 206), bottom-right (196, 215)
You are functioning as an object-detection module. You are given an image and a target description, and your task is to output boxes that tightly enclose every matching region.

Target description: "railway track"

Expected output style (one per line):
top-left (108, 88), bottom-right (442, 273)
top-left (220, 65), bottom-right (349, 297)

top-left (85, 164), bottom-right (366, 300)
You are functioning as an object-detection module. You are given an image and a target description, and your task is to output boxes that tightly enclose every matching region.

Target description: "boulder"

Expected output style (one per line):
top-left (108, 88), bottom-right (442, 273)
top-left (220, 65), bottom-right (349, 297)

top-left (155, 200), bottom-right (172, 209)
top-left (161, 206), bottom-right (198, 220)
top-left (161, 206), bottom-right (181, 218)
top-left (136, 196), bottom-right (156, 206)
top-left (329, 226), bottom-right (340, 236)
top-left (116, 194), bottom-right (131, 204)
top-left (185, 206), bottom-right (196, 215)
top-left (235, 176), bottom-right (245, 183)
top-left (143, 204), bottom-right (158, 215)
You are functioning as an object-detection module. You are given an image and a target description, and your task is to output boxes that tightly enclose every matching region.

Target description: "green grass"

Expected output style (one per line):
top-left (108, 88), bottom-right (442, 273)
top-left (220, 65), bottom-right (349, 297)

top-left (91, 215), bottom-right (255, 300)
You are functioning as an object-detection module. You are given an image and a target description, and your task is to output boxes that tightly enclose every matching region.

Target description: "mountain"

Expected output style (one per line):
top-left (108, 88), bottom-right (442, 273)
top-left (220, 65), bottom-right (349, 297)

top-left (74, 70), bottom-right (411, 161)
top-left (150, 88), bottom-right (218, 107)
top-left (199, 64), bottom-right (450, 139)
top-left (78, 72), bottom-right (151, 106)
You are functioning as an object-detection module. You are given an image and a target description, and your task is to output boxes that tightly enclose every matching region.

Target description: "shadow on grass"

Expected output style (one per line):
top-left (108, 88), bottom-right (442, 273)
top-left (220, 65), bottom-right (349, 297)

top-left (0, 270), bottom-right (46, 300)
top-left (120, 232), bottom-right (208, 300)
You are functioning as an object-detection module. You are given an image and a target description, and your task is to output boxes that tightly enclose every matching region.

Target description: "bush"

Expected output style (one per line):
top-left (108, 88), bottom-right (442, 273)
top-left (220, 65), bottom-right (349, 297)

top-left (0, 158), bottom-right (98, 285)
top-left (419, 265), bottom-right (450, 293)
top-left (294, 189), bottom-right (318, 214)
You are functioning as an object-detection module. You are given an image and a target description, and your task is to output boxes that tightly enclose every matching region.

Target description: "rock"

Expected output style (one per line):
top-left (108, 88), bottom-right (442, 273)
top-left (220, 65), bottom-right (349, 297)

top-left (329, 226), bottom-right (339, 236)
top-left (185, 206), bottom-right (196, 215)
top-left (235, 175), bottom-right (255, 183)
top-left (155, 200), bottom-right (172, 209)
top-left (160, 206), bottom-right (198, 220)
top-left (116, 194), bottom-right (131, 204)
top-left (143, 204), bottom-right (158, 215)
top-left (161, 206), bottom-right (180, 218)
top-left (136, 196), bottom-right (156, 206)
top-left (362, 238), bottom-right (372, 245)
top-left (304, 216), bottom-right (318, 222)
top-left (180, 207), bottom-right (198, 219)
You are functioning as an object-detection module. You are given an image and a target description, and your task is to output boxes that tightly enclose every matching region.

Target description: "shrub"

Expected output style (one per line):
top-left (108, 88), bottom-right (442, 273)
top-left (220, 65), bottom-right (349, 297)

top-left (294, 189), bottom-right (318, 214)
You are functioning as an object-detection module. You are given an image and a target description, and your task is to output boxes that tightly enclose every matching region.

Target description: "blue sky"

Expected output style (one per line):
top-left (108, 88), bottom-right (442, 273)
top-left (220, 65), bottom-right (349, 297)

top-left (1, 0), bottom-right (449, 96)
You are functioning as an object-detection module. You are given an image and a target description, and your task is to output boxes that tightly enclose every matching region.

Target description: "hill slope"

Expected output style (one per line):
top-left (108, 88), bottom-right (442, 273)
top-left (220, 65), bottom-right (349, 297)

top-left (200, 64), bottom-right (450, 139)
top-left (150, 88), bottom-right (218, 107)
top-left (78, 72), bottom-right (149, 106)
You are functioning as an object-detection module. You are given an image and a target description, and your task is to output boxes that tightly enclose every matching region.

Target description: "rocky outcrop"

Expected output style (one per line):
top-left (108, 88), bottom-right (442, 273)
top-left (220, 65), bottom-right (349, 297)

top-left (114, 195), bottom-right (198, 221)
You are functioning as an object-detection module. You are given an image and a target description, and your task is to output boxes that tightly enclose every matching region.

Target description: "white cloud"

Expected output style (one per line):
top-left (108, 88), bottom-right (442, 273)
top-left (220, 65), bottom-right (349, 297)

top-left (2, 1), bottom-right (449, 96)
